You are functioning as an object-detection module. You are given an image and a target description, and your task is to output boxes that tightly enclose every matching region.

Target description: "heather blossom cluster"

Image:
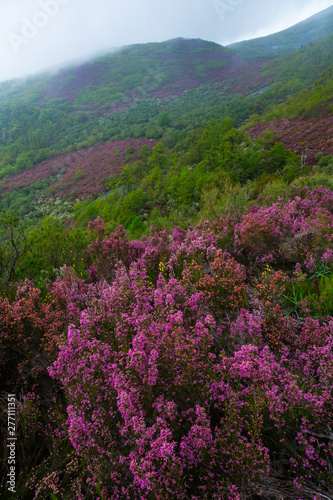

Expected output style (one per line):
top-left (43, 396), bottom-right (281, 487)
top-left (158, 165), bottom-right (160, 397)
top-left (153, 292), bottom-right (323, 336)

top-left (1, 185), bottom-right (333, 498)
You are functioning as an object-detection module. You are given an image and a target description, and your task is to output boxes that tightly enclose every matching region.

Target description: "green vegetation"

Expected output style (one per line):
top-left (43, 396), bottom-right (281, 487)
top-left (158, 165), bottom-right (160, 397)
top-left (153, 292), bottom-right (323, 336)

top-left (0, 31), bottom-right (331, 212)
top-left (260, 34), bottom-right (333, 108)
top-left (0, 15), bottom-right (332, 284)
top-left (6, 121), bottom-right (333, 288)
top-left (1, 14), bottom-right (333, 497)
top-left (228, 4), bottom-right (333, 59)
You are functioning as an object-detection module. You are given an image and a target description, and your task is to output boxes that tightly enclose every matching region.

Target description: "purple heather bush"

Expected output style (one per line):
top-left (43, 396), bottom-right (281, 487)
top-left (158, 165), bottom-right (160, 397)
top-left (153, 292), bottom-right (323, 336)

top-left (1, 186), bottom-right (333, 498)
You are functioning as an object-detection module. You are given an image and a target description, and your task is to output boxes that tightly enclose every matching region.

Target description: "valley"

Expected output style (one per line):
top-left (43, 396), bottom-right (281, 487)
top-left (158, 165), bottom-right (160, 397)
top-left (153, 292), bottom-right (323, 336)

top-left (1, 5), bottom-right (333, 499)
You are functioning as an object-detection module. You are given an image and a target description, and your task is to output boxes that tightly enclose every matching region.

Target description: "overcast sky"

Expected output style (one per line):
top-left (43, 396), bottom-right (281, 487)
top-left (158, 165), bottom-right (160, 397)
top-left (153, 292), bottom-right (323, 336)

top-left (0, 0), bottom-right (332, 82)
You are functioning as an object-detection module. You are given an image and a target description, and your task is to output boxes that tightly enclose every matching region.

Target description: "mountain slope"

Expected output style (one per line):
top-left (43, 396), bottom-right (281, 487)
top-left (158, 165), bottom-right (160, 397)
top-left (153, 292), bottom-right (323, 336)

top-left (0, 7), bottom-right (333, 222)
top-left (228, 5), bottom-right (333, 60)
top-left (0, 38), bottom-right (271, 199)
top-left (245, 34), bottom-right (333, 164)
top-left (39, 38), bottom-right (269, 109)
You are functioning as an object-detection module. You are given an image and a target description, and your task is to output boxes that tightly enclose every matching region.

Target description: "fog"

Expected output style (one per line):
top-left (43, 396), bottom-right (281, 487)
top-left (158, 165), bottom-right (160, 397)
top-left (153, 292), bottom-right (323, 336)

top-left (0, 0), bottom-right (332, 82)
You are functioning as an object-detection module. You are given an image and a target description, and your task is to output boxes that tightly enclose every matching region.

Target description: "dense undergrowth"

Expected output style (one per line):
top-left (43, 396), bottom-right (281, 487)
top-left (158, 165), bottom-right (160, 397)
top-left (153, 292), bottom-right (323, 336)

top-left (0, 33), bottom-right (332, 216)
top-left (1, 172), bottom-right (333, 498)
top-left (0, 26), bottom-right (333, 499)
top-left (228, 6), bottom-right (333, 60)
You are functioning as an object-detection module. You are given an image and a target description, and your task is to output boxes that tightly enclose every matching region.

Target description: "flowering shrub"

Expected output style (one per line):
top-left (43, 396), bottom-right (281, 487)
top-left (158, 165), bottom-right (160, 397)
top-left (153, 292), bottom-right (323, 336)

top-left (248, 116), bottom-right (333, 165)
top-left (2, 185), bottom-right (333, 499)
top-left (235, 186), bottom-right (333, 266)
top-left (86, 219), bottom-right (145, 282)
top-left (0, 281), bottom-right (67, 392)
top-left (195, 250), bottom-right (247, 320)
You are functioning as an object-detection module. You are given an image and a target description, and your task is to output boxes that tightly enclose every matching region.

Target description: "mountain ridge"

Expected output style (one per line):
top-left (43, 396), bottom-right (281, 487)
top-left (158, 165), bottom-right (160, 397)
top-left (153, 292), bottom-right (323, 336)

top-left (228, 4), bottom-right (333, 59)
top-left (1, 8), bottom-right (333, 498)
top-left (0, 6), bottom-right (332, 220)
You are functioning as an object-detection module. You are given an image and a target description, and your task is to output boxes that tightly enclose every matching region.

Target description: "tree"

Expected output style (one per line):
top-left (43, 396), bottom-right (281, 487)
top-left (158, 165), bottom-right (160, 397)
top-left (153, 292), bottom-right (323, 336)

top-left (157, 111), bottom-right (171, 128)
top-left (147, 143), bottom-right (169, 171)
top-left (0, 210), bottom-right (26, 284)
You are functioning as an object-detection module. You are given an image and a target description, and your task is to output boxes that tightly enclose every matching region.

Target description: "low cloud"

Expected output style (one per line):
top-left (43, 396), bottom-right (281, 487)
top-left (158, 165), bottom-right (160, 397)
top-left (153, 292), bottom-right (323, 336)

top-left (0, 0), bottom-right (331, 82)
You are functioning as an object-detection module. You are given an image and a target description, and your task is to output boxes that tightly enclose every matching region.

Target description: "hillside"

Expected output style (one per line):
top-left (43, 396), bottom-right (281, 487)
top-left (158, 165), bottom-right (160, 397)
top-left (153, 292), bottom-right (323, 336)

top-left (0, 9), bottom-right (332, 227)
top-left (1, 7), bottom-right (333, 500)
top-left (0, 37), bottom-right (268, 113)
top-left (244, 34), bottom-right (333, 161)
top-left (0, 18), bottom-right (332, 222)
top-left (40, 38), bottom-right (268, 106)
top-left (247, 115), bottom-right (333, 165)
top-left (0, 138), bottom-right (158, 220)
top-left (228, 4), bottom-right (333, 59)
top-left (0, 38), bottom-right (271, 218)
